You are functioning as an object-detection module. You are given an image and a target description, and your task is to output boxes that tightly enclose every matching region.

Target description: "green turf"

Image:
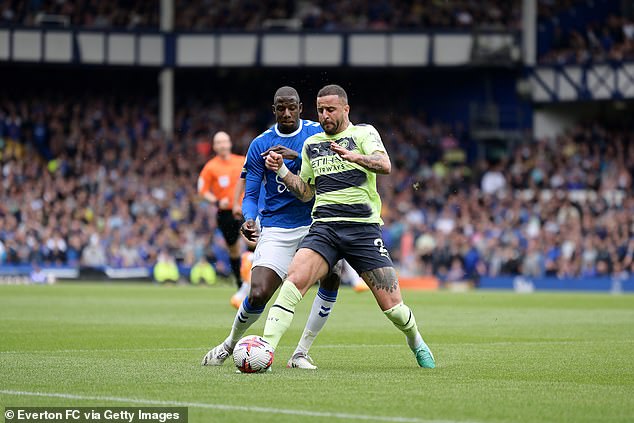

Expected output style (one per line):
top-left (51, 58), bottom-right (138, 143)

top-left (1, 283), bottom-right (633, 423)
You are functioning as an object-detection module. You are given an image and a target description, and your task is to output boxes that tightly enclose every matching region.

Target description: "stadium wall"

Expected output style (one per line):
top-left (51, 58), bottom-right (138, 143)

top-left (534, 101), bottom-right (634, 139)
top-left (479, 276), bottom-right (634, 293)
top-left (2, 265), bottom-right (633, 294)
top-left (0, 28), bottom-right (518, 68)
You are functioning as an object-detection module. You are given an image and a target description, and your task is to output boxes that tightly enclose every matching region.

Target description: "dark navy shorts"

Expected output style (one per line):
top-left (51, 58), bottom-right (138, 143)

top-left (299, 222), bottom-right (394, 274)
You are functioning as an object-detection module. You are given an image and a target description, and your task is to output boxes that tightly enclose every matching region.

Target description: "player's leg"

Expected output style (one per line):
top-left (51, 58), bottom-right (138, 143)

top-left (362, 268), bottom-right (435, 368)
top-left (218, 210), bottom-right (242, 288)
top-left (341, 259), bottom-right (370, 292)
top-left (289, 262), bottom-right (341, 369)
top-left (231, 242), bottom-right (256, 309)
top-left (262, 247), bottom-right (332, 351)
top-left (202, 267), bottom-right (284, 366)
top-left (227, 230), bottom-right (243, 290)
top-left (345, 224), bottom-right (435, 368)
top-left (202, 227), bottom-right (293, 366)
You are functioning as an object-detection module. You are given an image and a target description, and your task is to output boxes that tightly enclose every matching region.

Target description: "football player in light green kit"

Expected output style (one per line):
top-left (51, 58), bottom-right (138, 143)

top-left (262, 84), bottom-right (435, 368)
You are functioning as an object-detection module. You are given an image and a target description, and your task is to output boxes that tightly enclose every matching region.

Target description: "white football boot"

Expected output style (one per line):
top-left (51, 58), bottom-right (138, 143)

top-left (201, 342), bottom-right (232, 366)
top-left (287, 352), bottom-right (317, 370)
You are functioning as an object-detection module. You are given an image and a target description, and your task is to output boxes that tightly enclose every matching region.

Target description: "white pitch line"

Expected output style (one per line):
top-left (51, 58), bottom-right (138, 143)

top-left (0, 389), bottom-right (469, 423)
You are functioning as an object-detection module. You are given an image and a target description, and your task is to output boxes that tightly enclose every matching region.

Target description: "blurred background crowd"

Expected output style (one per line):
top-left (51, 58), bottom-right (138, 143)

top-left (377, 119), bottom-right (634, 281)
top-left (1, 0), bottom-right (520, 30)
top-left (0, 93), bottom-right (262, 276)
top-left (1, 93), bottom-right (632, 282)
top-left (1, 0), bottom-right (634, 283)
top-left (538, 0), bottom-right (634, 64)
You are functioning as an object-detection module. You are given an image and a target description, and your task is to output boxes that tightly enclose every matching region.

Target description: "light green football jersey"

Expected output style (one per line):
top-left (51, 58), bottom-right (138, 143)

top-left (299, 123), bottom-right (386, 224)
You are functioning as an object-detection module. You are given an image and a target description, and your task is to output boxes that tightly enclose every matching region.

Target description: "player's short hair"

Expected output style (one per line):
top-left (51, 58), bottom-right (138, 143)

top-left (273, 86), bottom-right (300, 103)
top-left (317, 84), bottom-right (348, 104)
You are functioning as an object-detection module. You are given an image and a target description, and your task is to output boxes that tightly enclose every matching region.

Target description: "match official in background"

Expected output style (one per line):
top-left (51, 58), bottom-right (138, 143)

top-left (198, 131), bottom-right (245, 288)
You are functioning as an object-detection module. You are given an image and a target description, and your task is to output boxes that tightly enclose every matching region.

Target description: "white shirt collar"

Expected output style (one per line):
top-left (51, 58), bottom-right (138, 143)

top-left (275, 119), bottom-right (303, 138)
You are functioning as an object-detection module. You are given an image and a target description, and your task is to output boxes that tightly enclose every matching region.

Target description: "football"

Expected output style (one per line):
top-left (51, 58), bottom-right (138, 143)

top-left (233, 335), bottom-right (274, 373)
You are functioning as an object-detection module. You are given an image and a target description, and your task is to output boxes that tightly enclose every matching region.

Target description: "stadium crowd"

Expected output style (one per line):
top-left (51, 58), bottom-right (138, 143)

top-left (0, 96), bottom-right (257, 275)
top-left (176, 0), bottom-right (520, 31)
top-left (0, 0), bottom-right (159, 29)
top-left (1, 97), bottom-right (633, 281)
top-left (539, 14), bottom-right (634, 64)
top-left (1, 0), bottom-right (520, 30)
top-left (538, 0), bottom-right (634, 64)
top-left (377, 120), bottom-right (634, 281)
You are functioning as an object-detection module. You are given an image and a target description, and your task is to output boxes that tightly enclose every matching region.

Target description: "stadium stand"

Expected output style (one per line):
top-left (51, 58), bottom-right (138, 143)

top-left (1, 0), bottom-right (520, 30)
top-left (384, 122), bottom-right (634, 281)
top-left (0, 0), bottom-right (159, 28)
top-left (0, 96), bottom-right (231, 272)
top-left (296, 0), bottom-right (520, 30)
top-left (1, 0), bottom-right (633, 290)
top-left (1, 92), bottom-right (632, 282)
top-left (538, 0), bottom-right (634, 64)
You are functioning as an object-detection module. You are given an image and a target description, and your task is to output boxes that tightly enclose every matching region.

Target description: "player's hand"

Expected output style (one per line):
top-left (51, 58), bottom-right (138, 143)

top-left (265, 151), bottom-right (284, 171)
top-left (261, 145), bottom-right (298, 160)
top-left (240, 219), bottom-right (259, 242)
top-left (330, 142), bottom-right (360, 163)
top-left (232, 204), bottom-right (243, 220)
top-left (218, 197), bottom-right (230, 210)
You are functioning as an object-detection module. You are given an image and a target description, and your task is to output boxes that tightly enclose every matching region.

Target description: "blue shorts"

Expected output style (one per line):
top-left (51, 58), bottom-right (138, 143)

top-left (298, 222), bottom-right (393, 274)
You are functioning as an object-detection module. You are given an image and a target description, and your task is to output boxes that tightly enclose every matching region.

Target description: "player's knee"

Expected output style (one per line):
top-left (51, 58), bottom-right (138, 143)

top-left (286, 270), bottom-right (310, 291)
top-left (320, 272), bottom-right (340, 291)
top-left (248, 285), bottom-right (273, 308)
top-left (331, 261), bottom-right (344, 277)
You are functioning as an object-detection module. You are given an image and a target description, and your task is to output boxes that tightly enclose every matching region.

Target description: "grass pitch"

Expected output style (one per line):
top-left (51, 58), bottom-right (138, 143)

top-left (1, 283), bottom-right (633, 423)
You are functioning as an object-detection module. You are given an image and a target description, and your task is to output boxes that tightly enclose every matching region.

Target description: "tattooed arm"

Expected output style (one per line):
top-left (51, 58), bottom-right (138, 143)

top-left (281, 172), bottom-right (315, 202)
top-left (265, 151), bottom-right (315, 202)
top-left (330, 143), bottom-right (391, 174)
top-left (354, 151), bottom-right (391, 174)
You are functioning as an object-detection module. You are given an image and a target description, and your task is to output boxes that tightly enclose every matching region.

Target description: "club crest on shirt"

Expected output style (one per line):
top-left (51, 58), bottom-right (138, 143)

top-left (334, 136), bottom-right (357, 150)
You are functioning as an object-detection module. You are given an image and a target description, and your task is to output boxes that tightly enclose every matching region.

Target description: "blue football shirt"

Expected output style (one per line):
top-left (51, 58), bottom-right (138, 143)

top-left (242, 119), bottom-right (323, 229)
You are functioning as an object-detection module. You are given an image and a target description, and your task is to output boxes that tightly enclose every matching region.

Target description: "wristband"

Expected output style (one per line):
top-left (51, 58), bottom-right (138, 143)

top-left (277, 163), bottom-right (289, 178)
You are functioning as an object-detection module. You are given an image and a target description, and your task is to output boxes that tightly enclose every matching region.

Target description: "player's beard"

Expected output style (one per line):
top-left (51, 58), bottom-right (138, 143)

top-left (322, 119), bottom-right (339, 135)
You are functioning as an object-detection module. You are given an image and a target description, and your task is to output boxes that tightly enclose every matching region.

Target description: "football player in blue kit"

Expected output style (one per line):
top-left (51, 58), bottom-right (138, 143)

top-left (202, 86), bottom-right (340, 369)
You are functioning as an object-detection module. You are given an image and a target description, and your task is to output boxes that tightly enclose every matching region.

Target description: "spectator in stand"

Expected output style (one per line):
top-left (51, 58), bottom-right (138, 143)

top-left (1, 0), bottom-right (520, 31)
top-left (81, 235), bottom-right (106, 267)
top-left (481, 161), bottom-right (507, 195)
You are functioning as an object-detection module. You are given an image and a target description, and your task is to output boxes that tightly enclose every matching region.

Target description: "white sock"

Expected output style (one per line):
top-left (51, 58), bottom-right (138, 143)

top-left (293, 287), bottom-right (337, 356)
top-left (223, 296), bottom-right (264, 351)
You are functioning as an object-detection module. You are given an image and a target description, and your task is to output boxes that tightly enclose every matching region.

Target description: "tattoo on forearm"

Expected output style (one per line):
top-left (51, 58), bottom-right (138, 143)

top-left (283, 173), bottom-right (315, 202)
top-left (361, 267), bottom-right (399, 293)
top-left (355, 153), bottom-right (390, 174)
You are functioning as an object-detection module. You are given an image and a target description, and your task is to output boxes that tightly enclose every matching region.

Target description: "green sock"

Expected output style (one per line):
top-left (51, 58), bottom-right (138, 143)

top-left (263, 280), bottom-right (303, 350)
top-left (384, 302), bottom-right (424, 351)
